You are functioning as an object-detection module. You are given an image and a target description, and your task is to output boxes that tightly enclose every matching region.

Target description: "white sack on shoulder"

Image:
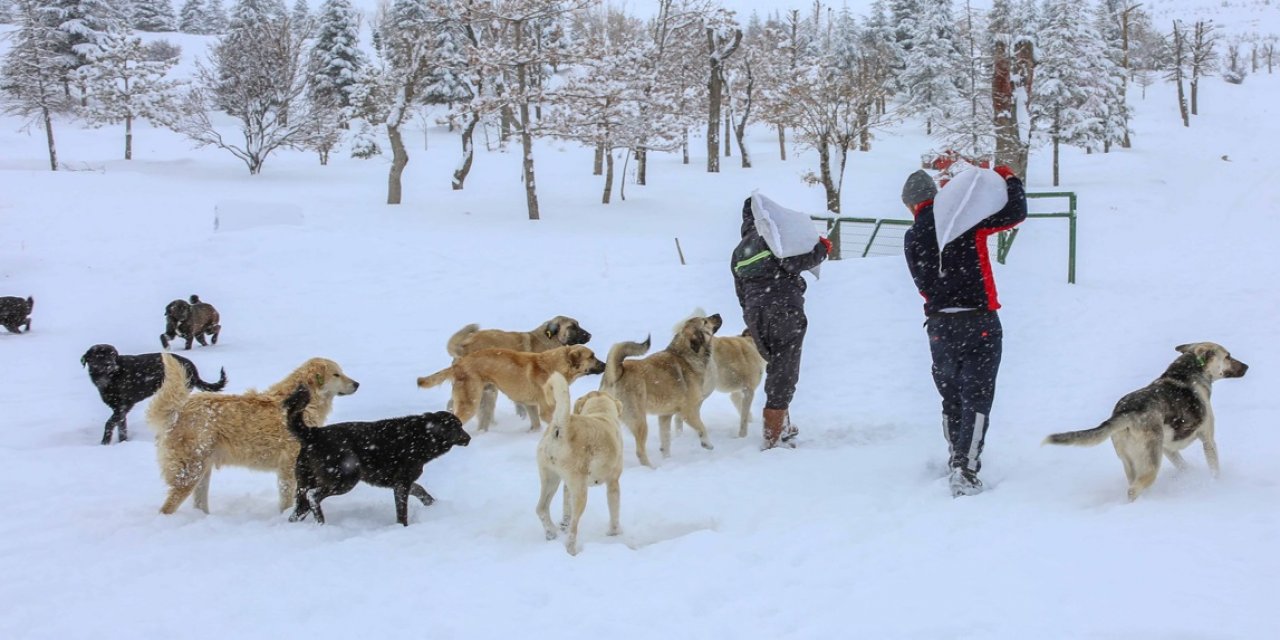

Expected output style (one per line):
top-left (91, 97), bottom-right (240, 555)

top-left (933, 168), bottom-right (1009, 249)
top-left (750, 191), bottom-right (822, 277)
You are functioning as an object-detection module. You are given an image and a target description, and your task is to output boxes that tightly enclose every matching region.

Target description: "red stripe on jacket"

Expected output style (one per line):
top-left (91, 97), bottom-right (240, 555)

top-left (974, 223), bottom-right (1019, 311)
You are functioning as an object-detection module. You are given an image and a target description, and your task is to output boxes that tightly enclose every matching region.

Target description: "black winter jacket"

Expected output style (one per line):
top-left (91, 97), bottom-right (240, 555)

top-left (732, 198), bottom-right (829, 309)
top-left (903, 176), bottom-right (1027, 316)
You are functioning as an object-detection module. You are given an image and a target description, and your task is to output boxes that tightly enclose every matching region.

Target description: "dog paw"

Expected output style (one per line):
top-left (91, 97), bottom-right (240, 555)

top-left (544, 530), bottom-right (558, 541)
top-left (565, 540), bottom-right (579, 556)
top-left (701, 441), bottom-right (715, 450)
top-left (607, 527), bottom-right (621, 537)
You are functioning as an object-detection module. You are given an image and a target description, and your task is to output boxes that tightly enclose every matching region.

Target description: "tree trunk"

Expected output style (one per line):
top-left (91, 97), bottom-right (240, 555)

top-left (1052, 135), bottom-right (1060, 187)
top-left (777, 124), bottom-right (786, 161)
top-left (707, 64), bottom-right (721, 173)
top-left (124, 114), bottom-right (133, 161)
top-left (43, 106), bottom-right (57, 171)
top-left (1190, 78), bottom-right (1199, 116)
top-left (734, 119), bottom-right (750, 169)
top-left (452, 113), bottom-right (479, 190)
top-left (1120, 7), bottom-right (1134, 148)
top-left (593, 142), bottom-right (604, 176)
top-left (387, 123), bottom-right (407, 204)
top-left (1176, 71), bottom-right (1190, 127)
top-left (682, 129), bottom-right (689, 165)
top-left (636, 148), bottom-right (647, 185)
top-left (516, 24), bottom-right (539, 220)
top-left (818, 138), bottom-right (839, 213)
top-left (602, 149), bottom-right (614, 204)
top-left (723, 112), bottom-right (731, 157)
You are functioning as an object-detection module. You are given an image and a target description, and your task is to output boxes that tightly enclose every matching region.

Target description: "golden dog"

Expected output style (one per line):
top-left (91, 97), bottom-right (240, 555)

top-left (600, 314), bottom-right (722, 467)
top-left (417, 345), bottom-right (605, 432)
top-left (446, 317), bottom-right (593, 430)
top-left (536, 372), bottom-right (624, 555)
top-left (146, 353), bottom-right (359, 515)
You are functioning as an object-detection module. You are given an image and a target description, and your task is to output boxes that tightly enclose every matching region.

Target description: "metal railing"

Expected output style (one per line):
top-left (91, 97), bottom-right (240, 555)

top-left (810, 190), bottom-right (1077, 283)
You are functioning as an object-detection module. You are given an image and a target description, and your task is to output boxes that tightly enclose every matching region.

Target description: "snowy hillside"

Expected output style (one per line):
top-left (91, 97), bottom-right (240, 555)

top-left (3, 4), bottom-right (1280, 640)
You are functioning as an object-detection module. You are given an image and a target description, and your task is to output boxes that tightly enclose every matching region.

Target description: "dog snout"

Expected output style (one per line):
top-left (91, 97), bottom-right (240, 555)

top-left (569, 327), bottom-right (591, 345)
top-left (1231, 360), bottom-right (1249, 377)
top-left (589, 359), bottom-right (606, 375)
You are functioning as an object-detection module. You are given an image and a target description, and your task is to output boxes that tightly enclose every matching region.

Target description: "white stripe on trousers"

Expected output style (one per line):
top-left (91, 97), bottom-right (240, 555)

top-left (967, 413), bottom-right (987, 471)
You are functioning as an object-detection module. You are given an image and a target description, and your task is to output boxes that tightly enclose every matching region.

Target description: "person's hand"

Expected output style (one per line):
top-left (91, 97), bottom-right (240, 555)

top-left (818, 236), bottom-right (832, 254)
top-left (993, 165), bottom-right (1016, 180)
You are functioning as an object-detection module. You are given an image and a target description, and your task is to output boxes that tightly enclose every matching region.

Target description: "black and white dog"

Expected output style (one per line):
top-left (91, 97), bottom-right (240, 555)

top-left (284, 385), bottom-right (470, 526)
top-left (1045, 342), bottom-right (1248, 502)
top-left (81, 344), bottom-right (227, 445)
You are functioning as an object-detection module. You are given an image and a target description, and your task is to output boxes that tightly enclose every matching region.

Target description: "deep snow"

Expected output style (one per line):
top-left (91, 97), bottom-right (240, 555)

top-left (2, 26), bottom-right (1280, 640)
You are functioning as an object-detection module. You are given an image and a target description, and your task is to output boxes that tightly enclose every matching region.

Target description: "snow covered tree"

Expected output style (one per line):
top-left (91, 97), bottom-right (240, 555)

top-left (205, 0), bottom-right (226, 32)
top-left (936, 0), bottom-right (994, 160)
top-left (78, 30), bottom-right (182, 158)
top-left (49, 0), bottom-right (129, 93)
top-left (131, 0), bottom-right (176, 31)
top-left (179, 0), bottom-right (209, 33)
top-left (899, 0), bottom-right (962, 135)
top-left (1, 0), bottom-right (75, 170)
top-left (163, 14), bottom-right (324, 173)
top-left (420, 18), bottom-right (468, 107)
top-left (988, 0), bottom-right (1036, 175)
top-left (1167, 21), bottom-right (1189, 127)
top-left (1223, 41), bottom-right (1247, 85)
top-left (290, 0), bottom-right (310, 32)
top-left (308, 0), bottom-right (365, 115)
top-left (0, 0), bottom-right (16, 24)
top-left (1188, 20), bottom-right (1218, 115)
top-left (373, 0), bottom-right (434, 204)
top-left (1031, 0), bottom-right (1116, 185)
top-left (703, 11), bottom-right (741, 173)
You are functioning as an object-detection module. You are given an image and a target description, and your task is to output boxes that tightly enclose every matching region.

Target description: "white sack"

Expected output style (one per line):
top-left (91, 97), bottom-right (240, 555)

top-left (933, 168), bottom-right (1009, 249)
top-left (750, 191), bottom-right (822, 277)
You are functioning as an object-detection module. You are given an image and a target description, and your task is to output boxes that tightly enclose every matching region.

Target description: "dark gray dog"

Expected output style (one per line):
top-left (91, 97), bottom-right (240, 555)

top-left (1045, 342), bottom-right (1248, 502)
top-left (0, 296), bottom-right (33, 334)
top-left (81, 344), bottom-right (227, 444)
top-left (161, 295), bottom-right (221, 350)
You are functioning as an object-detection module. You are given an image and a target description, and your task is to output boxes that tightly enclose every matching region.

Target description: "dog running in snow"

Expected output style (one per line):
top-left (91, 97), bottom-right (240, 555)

top-left (81, 343), bottom-right (227, 445)
top-left (0, 296), bottom-right (33, 334)
top-left (1044, 342), bottom-right (1248, 502)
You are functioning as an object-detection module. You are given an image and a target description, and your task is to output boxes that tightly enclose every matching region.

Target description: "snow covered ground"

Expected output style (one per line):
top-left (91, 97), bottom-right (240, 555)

top-left (3, 34), bottom-right (1280, 640)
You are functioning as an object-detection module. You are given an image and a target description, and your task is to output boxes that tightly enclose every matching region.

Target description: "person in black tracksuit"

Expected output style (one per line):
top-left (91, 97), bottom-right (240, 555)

top-left (731, 197), bottom-right (831, 449)
top-left (901, 167), bottom-right (1027, 496)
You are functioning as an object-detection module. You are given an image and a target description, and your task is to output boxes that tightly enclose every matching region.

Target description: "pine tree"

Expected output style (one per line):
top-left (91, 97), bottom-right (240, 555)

top-left (308, 0), bottom-right (365, 114)
top-left (131, 0), bottom-right (176, 31)
top-left (0, 0), bottom-right (16, 24)
top-left (79, 30), bottom-right (181, 158)
top-left (1032, 0), bottom-right (1115, 185)
top-left (179, 0), bottom-right (208, 34)
top-left (1, 0), bottom-right (75, 170)
top-left (421, 21), bottom-right (468, 106)
top-left (205, 0), bottom-right (225, 32)
top-left (900, 0), bottom-right (962, 135)
top-left (289, 0), bottom-right (310, 32)
top-left (51, 0), bottom-right (128, 71)
top-left (938, 0), bottom-right (993, 159)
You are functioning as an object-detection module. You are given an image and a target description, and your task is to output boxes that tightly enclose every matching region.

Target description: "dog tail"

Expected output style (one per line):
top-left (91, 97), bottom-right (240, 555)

top-left (283, 384), bottom-right (315, 442)
top-left (192, 366), bottom-right (228, 392)
top-left (147, 353), bottom-right (192, 436)
top-left (446, 323), bottom-right (481, 358)
top-left (417, 366), bottom-right (454, 389)
top-left (604, 336), bottom-right (650, 387)
top-left (545, 372), bottom-right (571, 435)
top-left (1043, 415), bottom-right (1132, 447)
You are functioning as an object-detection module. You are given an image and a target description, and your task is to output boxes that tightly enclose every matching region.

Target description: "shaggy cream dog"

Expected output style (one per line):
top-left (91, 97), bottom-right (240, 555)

top-left (146, 353), bottom-right (359, 515)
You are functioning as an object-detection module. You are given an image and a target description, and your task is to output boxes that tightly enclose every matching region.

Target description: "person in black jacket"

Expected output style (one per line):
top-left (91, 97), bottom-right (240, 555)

top-left (731, 197), bottom-right (831, 449)
top-left (902, 167), bottom-right (1027, 496)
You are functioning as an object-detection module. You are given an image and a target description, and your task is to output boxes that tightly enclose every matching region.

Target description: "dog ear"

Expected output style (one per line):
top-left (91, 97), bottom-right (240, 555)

top-left (545, 319), bottom-right (560, 339)
top-left (1175, 343), bottom-right (1195, 354)
top-left (708, 314), bottom-right (723, 333)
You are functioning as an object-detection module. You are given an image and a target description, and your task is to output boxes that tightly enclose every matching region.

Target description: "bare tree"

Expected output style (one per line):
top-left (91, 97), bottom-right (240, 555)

top-left (1188, 19), bottom-right (1218, 115)
top-left (704, 16), bottom-right (741, 173)
top-left (1, 0), bottom-right (74, 171)
top-left (1168, 21), bottom-right (1189, 127)
top-left (1223, 41), bottom-right (1247, 85)
top-left (163, 16), bottom-right (322, 174)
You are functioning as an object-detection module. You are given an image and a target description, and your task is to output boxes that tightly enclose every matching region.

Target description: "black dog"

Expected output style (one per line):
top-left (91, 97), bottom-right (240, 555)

top-left (0, 296), bottom-right (33, 333)
top-left (284, 385), bottom-right (470, 526)
top-left (161, 295), bottom-right (221, 350)
top-left (81, 344), bottom-right (227, 445)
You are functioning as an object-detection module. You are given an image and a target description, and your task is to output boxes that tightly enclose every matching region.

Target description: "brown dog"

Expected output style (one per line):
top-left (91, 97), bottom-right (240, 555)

top-left (446, 317), bottom-right (593, 430)
top-left (161, 295), bottom-right (221, 350)
top-left (600, 314), bottom-right (722, 467)
top-left (0, 296), bottom-right (33, 334)
top-left (676, 327), bottom-right (765, 439)
top-left (146, 353), bottom-right (359, 515)
top-left (417, 345), bottom-right (605, 432)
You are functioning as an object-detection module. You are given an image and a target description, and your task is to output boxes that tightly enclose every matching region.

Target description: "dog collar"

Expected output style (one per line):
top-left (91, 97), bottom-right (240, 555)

top-left (1195, 356), bottom-right (1206, 368)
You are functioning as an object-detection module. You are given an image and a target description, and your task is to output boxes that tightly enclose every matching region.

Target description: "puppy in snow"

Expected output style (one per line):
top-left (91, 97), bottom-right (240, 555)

top-left (536, 372), bottom-right (624, 555)
top-left (0, 295), bottom-right (33, 334)
top-left (161, 295), bottom-right (221, 350)
top-left (1044, 342), bottom-right (1248, 502)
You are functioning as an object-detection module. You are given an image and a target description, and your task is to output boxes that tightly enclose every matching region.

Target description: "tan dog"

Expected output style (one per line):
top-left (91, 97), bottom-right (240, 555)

top-left (446, 317), bottom-right (593, 429)
top-left (536, 372), bottom-right (624, 555)
top-left (146, 353), bottom-right (359, 515)
top-left (417, 345), bottom-right (606, 432)
top-left (1044, 342), bottom-right (1248, 502)
top-left (676, 328), bottom-right (765, 439)
top-left (600, 314), bottom-right (722, 467)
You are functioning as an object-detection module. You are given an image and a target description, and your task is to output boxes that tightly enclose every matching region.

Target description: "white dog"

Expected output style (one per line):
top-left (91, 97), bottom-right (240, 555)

top-left (536, 372), bottom-right (624, 555)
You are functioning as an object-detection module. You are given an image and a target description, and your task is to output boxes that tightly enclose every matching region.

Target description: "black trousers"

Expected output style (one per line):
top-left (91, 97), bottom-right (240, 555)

top-left (925, 311), bottom-right (1003, 473)
top-left (744, 303), bottom-right (808, 410)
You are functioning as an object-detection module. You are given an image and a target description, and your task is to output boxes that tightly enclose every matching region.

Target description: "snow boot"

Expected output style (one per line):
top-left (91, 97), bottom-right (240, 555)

top-left (761, 408), bottom-right (789, 450)
top-left (949, 467), bottom-right (984, 498)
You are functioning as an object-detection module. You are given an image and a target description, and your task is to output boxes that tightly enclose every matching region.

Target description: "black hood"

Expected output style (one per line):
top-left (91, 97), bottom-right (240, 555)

top-left (740, 197), bottom-right (756, 237)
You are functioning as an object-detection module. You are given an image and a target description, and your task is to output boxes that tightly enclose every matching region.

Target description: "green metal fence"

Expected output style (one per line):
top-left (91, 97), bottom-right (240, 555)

top-left (810, 190), bottom-right (1077, 283)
